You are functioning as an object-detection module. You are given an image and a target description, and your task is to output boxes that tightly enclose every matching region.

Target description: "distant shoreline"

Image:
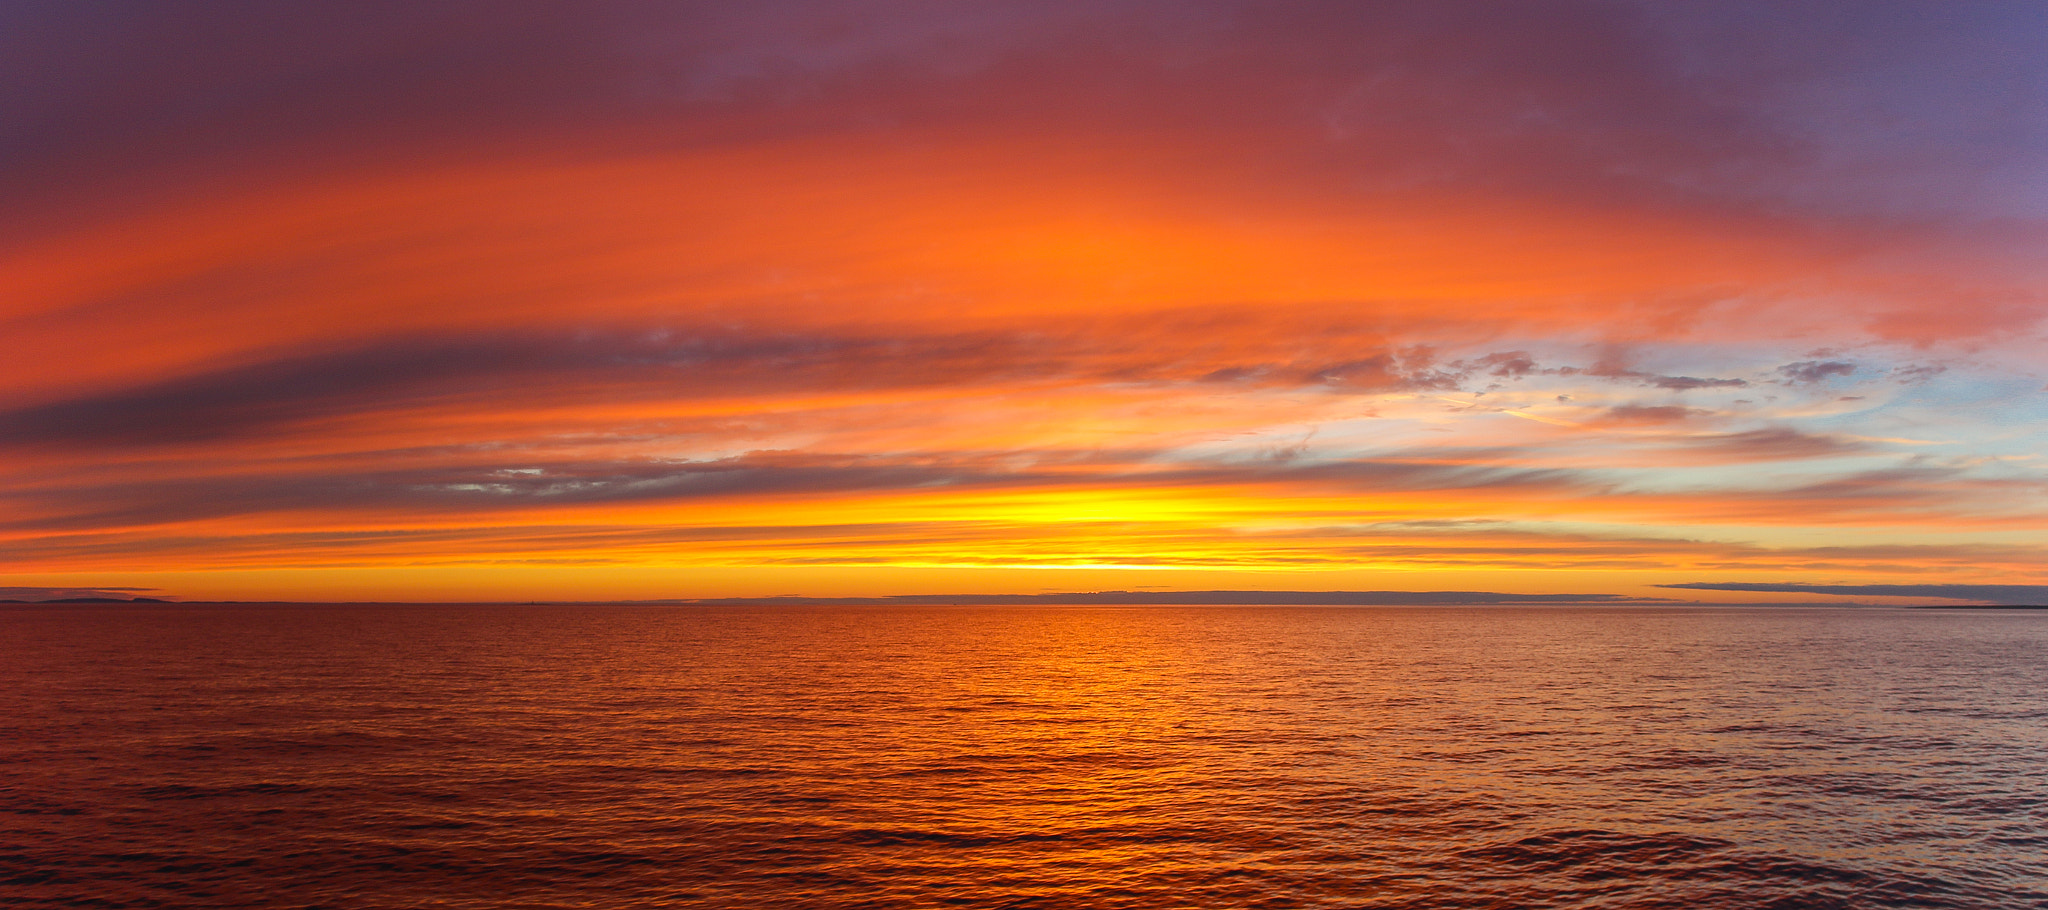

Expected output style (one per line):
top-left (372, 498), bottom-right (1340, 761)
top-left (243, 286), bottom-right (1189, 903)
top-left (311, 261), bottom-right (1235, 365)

top-left (1909, 603), bottom-right (2048, 610)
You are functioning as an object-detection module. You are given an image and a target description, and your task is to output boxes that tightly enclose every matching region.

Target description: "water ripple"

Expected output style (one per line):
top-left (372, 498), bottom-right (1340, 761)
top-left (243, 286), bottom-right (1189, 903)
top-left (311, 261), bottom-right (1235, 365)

top-left (3, 604), bottom-right (2046, 908)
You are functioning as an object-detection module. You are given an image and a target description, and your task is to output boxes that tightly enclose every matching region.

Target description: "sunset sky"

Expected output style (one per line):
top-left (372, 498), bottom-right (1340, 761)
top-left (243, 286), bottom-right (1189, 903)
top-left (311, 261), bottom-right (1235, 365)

top-left (3, 1), bottom-right (2045, 604)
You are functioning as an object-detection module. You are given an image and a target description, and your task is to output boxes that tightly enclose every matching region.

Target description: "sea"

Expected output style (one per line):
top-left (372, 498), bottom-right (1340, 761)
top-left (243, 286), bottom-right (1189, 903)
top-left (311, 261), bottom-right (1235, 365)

top-left (3, 603), bottom-right (2045, 909)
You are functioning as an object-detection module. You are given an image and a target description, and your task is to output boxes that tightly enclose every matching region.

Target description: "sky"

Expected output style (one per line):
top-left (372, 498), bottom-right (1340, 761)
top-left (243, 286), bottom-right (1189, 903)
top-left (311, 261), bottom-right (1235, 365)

top-left (2, 1), bottom-right (2045, 604)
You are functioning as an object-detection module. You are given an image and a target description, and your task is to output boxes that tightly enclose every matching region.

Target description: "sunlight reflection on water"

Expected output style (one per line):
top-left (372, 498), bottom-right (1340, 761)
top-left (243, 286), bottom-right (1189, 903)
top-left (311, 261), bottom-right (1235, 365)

top-left (3, 604), bottom-right (2045, 908)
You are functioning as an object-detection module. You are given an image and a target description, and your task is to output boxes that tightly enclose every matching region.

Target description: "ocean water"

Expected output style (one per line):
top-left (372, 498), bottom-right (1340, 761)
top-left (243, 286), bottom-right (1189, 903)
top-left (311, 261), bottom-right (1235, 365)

top-left (3, 603), bottom-right (2045, 909)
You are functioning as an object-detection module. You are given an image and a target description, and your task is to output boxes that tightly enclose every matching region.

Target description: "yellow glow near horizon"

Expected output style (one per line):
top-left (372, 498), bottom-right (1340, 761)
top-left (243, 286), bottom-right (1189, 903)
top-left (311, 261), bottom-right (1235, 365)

top-left (4, 6), bottom-right (2045, 604)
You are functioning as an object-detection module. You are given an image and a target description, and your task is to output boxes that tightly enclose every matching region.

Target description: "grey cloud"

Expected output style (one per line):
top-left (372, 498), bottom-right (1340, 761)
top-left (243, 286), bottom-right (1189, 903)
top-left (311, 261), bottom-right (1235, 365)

top-left (1601, 370), bottom-right (1747, 391)
top-left (0, 324), bottom-right (1479, 451)
top-left (1773, 465), bottom-right (1971, 503)
top-left (1, 449), bottom-right (1603, 533)
top-left (1197, 352), bottom-right (1463, 392)
top-left (1650, 375), bottom-right (1748, 391)
top-left (1193, 457), bottom-right (1593, 496)
top-left (11, 1), bottom-right (2044, 227)
top-left (0, 519), bottom-right (1007, 567)
top-left (1447, 351), bottom-right (1537, 383)
top-left (1601, 404), bottom-right (1703, 424)
top-left (1477, 352), bottom-right (1537, 379)
top-left (0, 328), bottom-right (1057, 450)
top-left (1777, 360), bottom-right (1856, 383)
top-left (1683, 428), bottom-right (1865, 461)
top-left (0, 454), bottom-right (1031, 532)
top-left (1892, 364), bottom-right (1947, 384)
top-left (1307, 354), bottom-right (1463, 391)
top-left (1582, 359), bottom-right (1747, 391)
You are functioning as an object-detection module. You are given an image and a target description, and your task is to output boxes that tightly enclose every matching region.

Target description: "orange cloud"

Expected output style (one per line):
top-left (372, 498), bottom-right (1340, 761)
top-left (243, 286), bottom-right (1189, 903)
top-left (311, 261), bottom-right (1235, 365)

top-left (5, 3), bottom-right (2045, 600)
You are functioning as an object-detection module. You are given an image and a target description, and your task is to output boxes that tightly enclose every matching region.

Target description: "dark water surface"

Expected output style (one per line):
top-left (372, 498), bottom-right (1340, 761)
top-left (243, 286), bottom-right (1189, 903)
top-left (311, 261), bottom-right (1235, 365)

top-left (4, 604), bottom-right (2045, 908)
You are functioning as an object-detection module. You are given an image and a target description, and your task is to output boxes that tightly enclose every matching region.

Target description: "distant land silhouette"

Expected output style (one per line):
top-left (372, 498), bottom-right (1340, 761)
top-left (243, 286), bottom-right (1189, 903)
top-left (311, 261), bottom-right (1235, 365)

top-left (1661, 582), bottom-right (2048, 607)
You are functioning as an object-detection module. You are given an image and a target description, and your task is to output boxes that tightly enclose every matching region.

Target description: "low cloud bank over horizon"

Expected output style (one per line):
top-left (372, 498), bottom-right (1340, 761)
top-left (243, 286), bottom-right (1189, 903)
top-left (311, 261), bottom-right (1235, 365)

top-left (1661, 583), bottom-right (2048, 606)
top-left (0, 587), bottom-right (167, 603)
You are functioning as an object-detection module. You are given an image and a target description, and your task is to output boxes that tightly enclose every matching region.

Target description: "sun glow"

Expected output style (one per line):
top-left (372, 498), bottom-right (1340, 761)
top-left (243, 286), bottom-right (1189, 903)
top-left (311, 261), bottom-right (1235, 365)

top-left (3, 4), bottom-right (2044, 604)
